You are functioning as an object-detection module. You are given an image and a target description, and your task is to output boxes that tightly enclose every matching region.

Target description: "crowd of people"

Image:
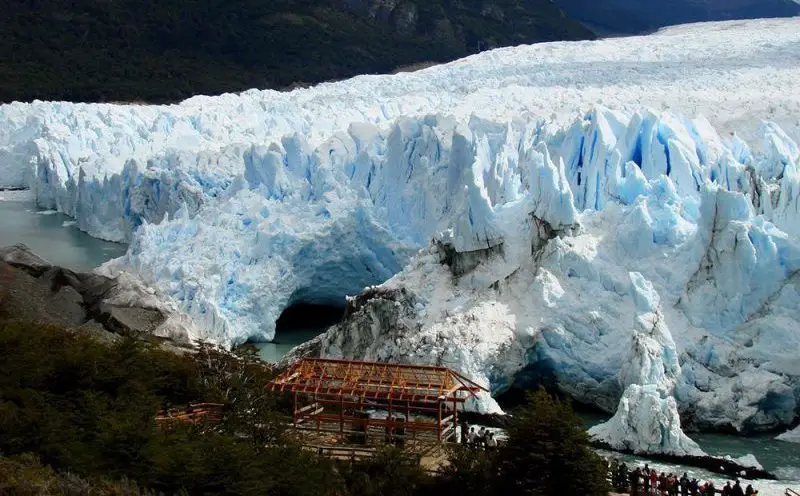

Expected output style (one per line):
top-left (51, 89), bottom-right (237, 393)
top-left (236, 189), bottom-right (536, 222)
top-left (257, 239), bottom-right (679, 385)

top-left (459, 423), bottom-right (499, 451)
top-left (608, 460), bottom-right (760, 496)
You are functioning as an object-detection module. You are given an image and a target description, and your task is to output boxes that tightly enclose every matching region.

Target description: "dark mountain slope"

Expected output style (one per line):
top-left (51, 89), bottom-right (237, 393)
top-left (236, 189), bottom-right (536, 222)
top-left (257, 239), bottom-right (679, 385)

top-left (0, 0), bottom-right (594, 103)
top-left (554, 0), bottom-right (800, 35)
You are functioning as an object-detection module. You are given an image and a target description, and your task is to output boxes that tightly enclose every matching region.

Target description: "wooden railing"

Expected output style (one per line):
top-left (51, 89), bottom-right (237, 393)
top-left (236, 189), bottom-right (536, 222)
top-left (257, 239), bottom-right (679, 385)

top-left (306, 444), bottom-right (377, 461)
top-left (155, 403), bottom-right (225, 425)
top-left (786, 488), bottom-right (799, 496)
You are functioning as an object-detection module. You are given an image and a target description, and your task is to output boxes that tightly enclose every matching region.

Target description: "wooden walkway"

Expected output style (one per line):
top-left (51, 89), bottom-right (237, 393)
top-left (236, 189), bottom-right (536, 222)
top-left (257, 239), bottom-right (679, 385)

top-left (155, 403), bottom-right (224, 425)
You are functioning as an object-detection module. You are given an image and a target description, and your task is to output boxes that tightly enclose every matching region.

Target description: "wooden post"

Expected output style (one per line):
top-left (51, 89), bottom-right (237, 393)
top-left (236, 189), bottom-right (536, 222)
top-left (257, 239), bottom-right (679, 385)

top-left (314, 393), bottom-right (320, 433)
top-left (388, 395), bottom-right (393, 444)
top-left (437, 399), bottom-right (442, 442)
top-left (361, 396), bottom-right (368, 444)
top-left (452, 399), bottom-right (458, 443)
top-left (290, 395), bottom-right (294, 426)
top-left (340, 395), bottom-right (344, 437)
top-left (406, 400), bottom-right (413, 442)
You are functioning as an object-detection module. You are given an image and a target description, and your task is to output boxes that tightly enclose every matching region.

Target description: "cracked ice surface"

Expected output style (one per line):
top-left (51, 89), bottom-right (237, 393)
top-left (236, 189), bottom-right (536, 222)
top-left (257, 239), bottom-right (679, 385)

top-left (1, 18), bottom-right (799, 434)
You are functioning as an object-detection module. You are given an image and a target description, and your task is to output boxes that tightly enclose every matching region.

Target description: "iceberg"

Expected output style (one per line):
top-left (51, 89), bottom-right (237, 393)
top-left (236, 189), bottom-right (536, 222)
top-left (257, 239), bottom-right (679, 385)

top-left (776, 426), bottom-right (800, 444)
top-left (727, 454), bottom-right (764, 471)
top-left (0, 18), bottom-right (799, 432)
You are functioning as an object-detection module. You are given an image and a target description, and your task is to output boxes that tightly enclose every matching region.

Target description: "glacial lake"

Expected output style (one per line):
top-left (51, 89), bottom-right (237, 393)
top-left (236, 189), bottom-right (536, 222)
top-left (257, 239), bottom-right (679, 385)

top-left (0, 190), bottom-right (127, 271)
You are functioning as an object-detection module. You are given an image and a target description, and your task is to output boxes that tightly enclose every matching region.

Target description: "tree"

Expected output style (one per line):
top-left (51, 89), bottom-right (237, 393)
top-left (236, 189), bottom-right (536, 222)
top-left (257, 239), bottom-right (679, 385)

top-left (492, 388), bottom-right (609, 496)
top-left (339, 446), bottom-right (432, 496)
top-left (434, 444), bottom-right (494, 495)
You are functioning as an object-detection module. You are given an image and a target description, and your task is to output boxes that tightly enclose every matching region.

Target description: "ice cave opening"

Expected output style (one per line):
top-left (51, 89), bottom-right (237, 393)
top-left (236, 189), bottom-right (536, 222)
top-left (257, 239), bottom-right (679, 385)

top-left (274, 302), bottom-right (345, 335)
top-left (253, 302), bottom-right (345, 363)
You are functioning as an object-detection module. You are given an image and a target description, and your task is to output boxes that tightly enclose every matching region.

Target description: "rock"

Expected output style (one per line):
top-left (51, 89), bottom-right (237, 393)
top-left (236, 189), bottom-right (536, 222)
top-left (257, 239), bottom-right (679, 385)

top-left (0, 244), bottom-right (178, 342)
top-left (97, 303), bottom-right (165, 336)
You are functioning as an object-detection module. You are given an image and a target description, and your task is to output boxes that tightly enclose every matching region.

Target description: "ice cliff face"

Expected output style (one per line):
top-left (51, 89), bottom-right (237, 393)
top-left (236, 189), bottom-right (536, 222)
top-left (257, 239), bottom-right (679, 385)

top-left (311, 109), bottom-right (800, 434)
top-left (1, 18), bottom-right (799, 435)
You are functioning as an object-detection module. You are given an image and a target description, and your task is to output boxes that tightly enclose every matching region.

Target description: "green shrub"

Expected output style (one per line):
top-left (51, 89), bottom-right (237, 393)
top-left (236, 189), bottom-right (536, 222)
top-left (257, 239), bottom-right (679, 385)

top-left (434, 389), bottom-right (610, 496)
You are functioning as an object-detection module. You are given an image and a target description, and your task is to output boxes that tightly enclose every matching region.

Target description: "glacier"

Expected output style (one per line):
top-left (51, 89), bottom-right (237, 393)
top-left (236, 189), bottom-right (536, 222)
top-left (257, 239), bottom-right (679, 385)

top-left (1, 18), bottom-right (800, 438)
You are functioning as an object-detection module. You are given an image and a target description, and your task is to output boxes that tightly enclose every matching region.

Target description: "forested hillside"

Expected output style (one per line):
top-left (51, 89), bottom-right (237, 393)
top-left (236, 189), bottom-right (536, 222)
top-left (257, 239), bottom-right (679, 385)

top-left (553, 0), bottom-right (800, 34)
top-left (1, 0), bottom-right (593, 103)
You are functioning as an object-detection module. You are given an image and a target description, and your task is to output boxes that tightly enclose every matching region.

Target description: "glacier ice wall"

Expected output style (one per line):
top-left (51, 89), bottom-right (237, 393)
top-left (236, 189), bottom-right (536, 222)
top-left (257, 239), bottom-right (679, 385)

top-left (1, 18), bottom-right (799, 430)
top-left (306, 108), bottom-right (800, 429)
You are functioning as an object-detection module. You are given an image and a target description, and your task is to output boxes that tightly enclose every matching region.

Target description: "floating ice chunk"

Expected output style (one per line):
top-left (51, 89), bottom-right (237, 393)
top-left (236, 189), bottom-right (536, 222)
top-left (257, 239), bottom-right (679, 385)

top-left (724, 454), bottom-right (764, 470)
top-left (776, 425), bottom-right (800, 444)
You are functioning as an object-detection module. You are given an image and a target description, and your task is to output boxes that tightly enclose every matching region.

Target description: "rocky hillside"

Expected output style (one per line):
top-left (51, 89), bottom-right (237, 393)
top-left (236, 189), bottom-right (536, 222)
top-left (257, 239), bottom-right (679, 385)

top-left (553, 0), bottom-right (800, 34)
top-left (0, 0), bottom-right (593, 103)
top-left (0, 244), bottom-right (192, 345)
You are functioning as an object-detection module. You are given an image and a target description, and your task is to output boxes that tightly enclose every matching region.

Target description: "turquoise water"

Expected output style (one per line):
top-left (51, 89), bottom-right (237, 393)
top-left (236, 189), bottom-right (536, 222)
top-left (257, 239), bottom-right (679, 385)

top-left (0, 191), bottom-right (127, 271)
top-left (254, 328), bottom-right (324, 363)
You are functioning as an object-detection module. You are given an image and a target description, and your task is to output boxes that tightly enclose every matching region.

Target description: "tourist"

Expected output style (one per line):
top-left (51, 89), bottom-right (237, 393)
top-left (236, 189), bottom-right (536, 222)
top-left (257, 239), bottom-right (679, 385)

top-left (744, 484), bottom-right (754, 496)
top-left (630, 467), bottom-right (642, 496)
top-left (610, 458), bottom-right (620, 487)
top-left (486, 432), bottom-right (498, 452)
top-left (690, 479), bottom-right (699, 496)
top-left (477, 427), bottom-right (487, 448)
top-left (650, 470), bottom-right (658, 495)
top-left (669, 474), bottom-right (679, 496)
top-left (706, 481), bottom-right (716, 495)
top-left (618, 462), bottom-right (630, 492)
top-left (460, 421), bottom-right (469, 445)
top-left (680, 473), bottom-right (689, 496)
top-left (467, 427), bottom-right (477, 447)
top-left (643, 467), bottom-right (652, 495)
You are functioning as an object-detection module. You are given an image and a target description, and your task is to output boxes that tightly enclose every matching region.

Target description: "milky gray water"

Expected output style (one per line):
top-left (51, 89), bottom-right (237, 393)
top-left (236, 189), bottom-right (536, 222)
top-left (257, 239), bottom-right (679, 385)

top-left (0, 190), bottom-right (127, 271)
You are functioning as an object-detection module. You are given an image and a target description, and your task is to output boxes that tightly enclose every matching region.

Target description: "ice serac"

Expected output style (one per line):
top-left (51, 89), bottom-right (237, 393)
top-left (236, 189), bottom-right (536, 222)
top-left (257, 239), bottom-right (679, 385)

top-left (588, 273), bottom-right (704, 456)
top-left (1, 19), bottom-right (800, 433)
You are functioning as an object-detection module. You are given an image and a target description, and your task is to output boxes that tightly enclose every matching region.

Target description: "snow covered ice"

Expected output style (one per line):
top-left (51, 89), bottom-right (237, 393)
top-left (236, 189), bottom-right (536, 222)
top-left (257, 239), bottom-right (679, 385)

top-left (1, 18), bottom-right (800, 438)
